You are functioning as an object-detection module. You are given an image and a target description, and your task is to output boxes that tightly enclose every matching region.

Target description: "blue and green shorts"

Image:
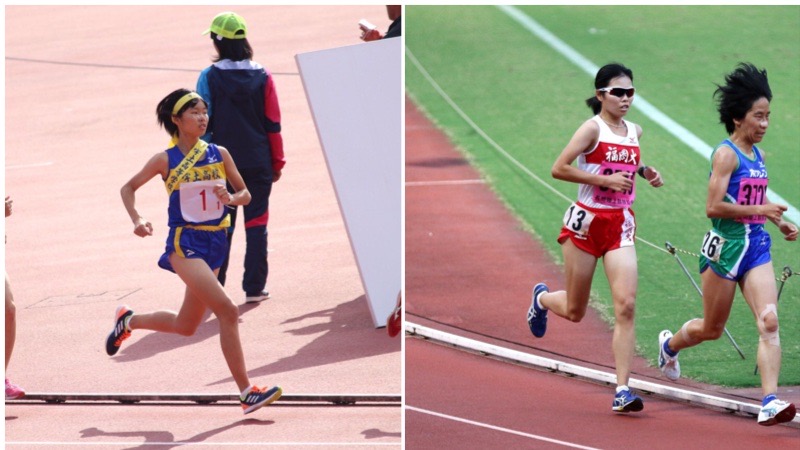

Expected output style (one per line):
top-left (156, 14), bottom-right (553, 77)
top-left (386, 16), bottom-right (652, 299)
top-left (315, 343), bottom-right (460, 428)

top-left (699, 227), bottom-right (772, 281)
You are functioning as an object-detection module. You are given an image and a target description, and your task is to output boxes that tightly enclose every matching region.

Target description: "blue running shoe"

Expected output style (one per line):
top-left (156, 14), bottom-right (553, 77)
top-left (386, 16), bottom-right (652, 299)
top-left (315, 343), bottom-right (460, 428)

top-left (105, 305), bottom-right (133, 356)
top-left (241, 385), bottom-right (282, 414)
top-left (527, 283), bottom-right (549, 338)
top-left (612, 388), bottom-right (644, 413)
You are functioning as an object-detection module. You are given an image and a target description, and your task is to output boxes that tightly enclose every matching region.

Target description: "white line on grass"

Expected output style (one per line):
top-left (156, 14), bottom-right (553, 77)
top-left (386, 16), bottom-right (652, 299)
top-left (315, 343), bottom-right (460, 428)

top-left (406, 47), bottom-right (668, 256)
top-left (497, 5), bottom-right (799, 225)
top-left (406, 405), bottom-right (602, 449)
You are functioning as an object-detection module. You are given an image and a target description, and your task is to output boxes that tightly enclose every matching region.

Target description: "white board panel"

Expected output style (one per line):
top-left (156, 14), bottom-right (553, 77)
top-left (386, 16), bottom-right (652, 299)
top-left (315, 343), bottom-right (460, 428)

top-left (296, 38), bottom-right (402, 327)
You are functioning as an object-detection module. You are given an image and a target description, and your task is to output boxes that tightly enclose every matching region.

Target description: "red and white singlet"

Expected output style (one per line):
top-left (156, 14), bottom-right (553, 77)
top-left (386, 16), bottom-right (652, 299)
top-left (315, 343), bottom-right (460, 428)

top-left (576, 115), bottom-right (640, 209)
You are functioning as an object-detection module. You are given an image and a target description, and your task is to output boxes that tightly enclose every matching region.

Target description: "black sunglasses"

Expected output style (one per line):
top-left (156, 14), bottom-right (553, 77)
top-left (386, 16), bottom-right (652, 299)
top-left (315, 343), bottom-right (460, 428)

top-left (598, 86), bottom-right (635, 98)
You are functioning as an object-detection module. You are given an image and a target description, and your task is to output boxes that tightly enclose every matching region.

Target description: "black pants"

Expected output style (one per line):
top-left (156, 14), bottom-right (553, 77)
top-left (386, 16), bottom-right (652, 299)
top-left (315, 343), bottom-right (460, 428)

top-left (217, 168), bottom-right (273, 295)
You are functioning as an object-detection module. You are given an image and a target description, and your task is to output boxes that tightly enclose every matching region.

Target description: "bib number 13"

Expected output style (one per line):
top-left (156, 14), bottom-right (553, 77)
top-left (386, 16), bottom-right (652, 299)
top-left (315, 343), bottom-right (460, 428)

top-left (700, 230), bottom-right (725, 262)
top-left (563, 203), bottom-right (595, 235)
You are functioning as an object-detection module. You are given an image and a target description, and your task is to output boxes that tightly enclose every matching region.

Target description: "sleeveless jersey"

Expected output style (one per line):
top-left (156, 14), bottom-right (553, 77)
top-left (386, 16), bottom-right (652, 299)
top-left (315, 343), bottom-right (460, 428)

top-left (709, 139), bottom-right (768, 239)
top-left (576, 116), bottom-right (641, 209)
top-left (164, 142), bottom-right (230, 228)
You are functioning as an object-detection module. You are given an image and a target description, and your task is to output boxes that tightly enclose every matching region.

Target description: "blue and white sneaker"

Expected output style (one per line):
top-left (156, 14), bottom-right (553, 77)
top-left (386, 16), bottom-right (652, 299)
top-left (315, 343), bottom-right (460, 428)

top-left (612, 388), bottom-right (644, 413)
top-left (526, 283), bottom-right (549, 338)
top-left (658, 330), bottom-right (680, 381)
top-left (241, 385), bottom-right (282, 415)
top-left (757, 398), bottom-right (796, 426)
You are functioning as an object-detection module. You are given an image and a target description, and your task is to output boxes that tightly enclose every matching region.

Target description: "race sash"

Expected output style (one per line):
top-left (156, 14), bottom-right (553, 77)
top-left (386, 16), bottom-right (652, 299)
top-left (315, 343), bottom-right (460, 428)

top-left (165, 140), bottom-right (209, 195)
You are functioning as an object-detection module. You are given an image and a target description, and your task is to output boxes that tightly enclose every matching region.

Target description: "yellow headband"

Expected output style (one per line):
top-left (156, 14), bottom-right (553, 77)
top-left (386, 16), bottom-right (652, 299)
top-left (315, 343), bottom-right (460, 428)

top-left (172, 92), bottom-right (203, 115)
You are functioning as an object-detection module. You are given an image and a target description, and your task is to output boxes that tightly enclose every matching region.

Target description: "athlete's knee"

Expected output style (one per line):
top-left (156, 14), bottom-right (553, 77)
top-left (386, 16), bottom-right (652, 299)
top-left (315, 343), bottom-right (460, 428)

top-left (564, 305), bottom-right (586, 322)
top-left (694, 318), bottom-right (726, 341)
top-left (212, 299), bottom-right (240, 324)
top-left (703, 325), bottom-right (725, 341)
top-left (564, 292), bottom-right (589, 322)
top-left (680, 319), bottom-right (709, 344)
top-left (614, 294), bottom-right (636, 322)
top-left (758, 304), bottom-right (780, 346)
top-left (759, 304), bottom-right (778, 332)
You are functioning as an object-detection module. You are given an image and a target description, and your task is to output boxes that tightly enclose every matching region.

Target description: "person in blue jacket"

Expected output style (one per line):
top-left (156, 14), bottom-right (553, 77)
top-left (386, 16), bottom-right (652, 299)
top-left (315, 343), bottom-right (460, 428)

top-left (197, 12), bottom-right (285, 303)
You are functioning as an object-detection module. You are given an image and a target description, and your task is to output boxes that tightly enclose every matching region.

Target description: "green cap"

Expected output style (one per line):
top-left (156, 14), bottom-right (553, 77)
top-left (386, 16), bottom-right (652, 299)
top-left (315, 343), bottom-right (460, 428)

top-left (203, 12), bottom-right (247, 40)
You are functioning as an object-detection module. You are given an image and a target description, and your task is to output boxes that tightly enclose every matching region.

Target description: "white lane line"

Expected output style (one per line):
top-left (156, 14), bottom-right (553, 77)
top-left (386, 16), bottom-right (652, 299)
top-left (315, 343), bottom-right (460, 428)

top-left (6, 161), bottom-right (54, 169)
top-left (497, 5), bottom-right (799, 225)
top-left (406, 405), bottom-right (602, 449)
top-left (406, 179), bottom-right (485, 187)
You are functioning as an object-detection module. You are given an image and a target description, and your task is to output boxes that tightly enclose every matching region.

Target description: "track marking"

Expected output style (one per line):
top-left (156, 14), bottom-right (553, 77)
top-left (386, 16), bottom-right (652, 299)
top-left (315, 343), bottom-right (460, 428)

top-left (406, 405), bottom-right (602, 449)
top-left (5, 442), bottom-right (399, 447)
top-left (6, 161), bottom-right (54, 169)
top-left (406, 179), bottom-right (485, 187)
top-left (273, 221), bottom-right (344, 232)
top-left (497, 5), bottom-right (799, 225)
top-left (5, 57), bottom-right (299, 76)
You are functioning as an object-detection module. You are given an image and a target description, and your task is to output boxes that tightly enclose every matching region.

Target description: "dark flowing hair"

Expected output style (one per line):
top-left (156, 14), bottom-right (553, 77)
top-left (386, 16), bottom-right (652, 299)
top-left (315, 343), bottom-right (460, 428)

top-left (714, 63), bottom-right (772, 135)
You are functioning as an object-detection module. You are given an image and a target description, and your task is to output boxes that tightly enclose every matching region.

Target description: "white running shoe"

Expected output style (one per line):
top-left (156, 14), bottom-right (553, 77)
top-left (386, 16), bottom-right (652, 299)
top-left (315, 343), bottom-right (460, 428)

top-left (245, 290), bottom-right (271, 304)
top-left (658, 330), bottom-right (680, 381)
top-left (758, 398), bottom-right (796, 426)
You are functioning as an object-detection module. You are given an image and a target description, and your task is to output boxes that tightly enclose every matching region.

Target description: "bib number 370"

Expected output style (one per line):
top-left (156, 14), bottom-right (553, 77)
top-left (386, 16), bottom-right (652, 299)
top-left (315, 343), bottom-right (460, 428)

top-left (700, 230), bottom-right (725, 262)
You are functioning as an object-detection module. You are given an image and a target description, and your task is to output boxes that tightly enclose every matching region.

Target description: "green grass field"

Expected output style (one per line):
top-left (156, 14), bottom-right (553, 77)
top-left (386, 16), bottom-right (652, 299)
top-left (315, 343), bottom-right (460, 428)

top-left (406, 5), bottom-right (800, 387)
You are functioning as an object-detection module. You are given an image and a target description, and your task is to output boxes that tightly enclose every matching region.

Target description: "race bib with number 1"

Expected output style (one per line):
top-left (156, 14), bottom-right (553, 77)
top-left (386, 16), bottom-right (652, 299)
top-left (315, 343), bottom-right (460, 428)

top-left (179, 180), bottom-right (225, 223)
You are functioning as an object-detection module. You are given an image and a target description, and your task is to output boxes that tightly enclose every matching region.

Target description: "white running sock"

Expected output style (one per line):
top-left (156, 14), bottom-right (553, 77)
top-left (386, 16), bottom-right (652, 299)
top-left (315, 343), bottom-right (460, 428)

top-left (241, 385), bottom-right (255, 397)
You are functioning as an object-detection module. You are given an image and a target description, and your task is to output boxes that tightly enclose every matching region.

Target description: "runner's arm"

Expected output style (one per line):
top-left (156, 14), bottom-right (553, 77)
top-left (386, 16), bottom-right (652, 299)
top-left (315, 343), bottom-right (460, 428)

top-left (121, 152), bottom-right (168, 237)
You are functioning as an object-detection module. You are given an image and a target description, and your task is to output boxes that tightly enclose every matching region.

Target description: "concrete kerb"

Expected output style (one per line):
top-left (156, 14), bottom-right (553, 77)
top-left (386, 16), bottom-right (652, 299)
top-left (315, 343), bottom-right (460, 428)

top-left (405, 322), bottom-right (800, 429)
top-left (8, 393), bottom-right (400, 406)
